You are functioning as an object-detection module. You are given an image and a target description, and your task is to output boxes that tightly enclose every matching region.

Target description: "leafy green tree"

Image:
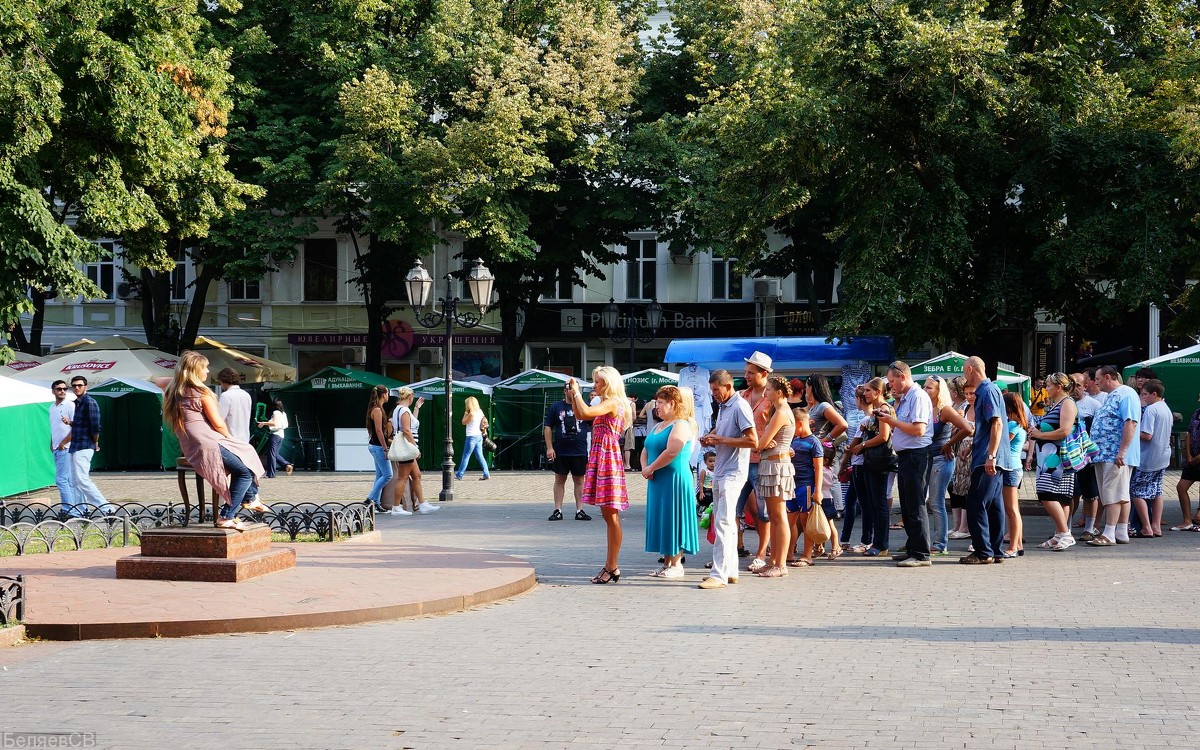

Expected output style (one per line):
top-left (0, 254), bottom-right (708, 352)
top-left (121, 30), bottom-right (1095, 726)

top-left (328, 0), bottom-right (644, 375)
top-left (0, 0), bottom-right (258, 354)
top-left (659, 0), bottom-right (1200, 350)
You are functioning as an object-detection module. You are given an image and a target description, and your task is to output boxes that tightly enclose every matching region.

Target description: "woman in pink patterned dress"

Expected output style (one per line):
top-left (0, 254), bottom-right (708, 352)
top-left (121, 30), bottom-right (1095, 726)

top-left (567, 366), bottom-right (633, 584)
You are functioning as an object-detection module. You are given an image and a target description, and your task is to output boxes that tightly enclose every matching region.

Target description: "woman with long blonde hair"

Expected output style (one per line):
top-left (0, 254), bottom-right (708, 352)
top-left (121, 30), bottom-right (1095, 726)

top-left (455, 395), bottom-right (491, 480)
top-left (567, 366), bottom-right (633, 584)
top-left (163, 350), bottom-right (269, 529)
top-left (386, 387), bottom-right (439, 515)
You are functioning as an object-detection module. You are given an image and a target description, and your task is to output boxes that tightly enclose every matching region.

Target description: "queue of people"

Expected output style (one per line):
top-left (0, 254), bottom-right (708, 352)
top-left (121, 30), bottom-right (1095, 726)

top-left (555, 354), bottom-right (1200, 587)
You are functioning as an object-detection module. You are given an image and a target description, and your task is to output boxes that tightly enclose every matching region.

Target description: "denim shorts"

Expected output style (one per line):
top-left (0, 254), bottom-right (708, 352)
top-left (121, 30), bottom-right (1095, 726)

top-left (787, 485), bottom-right (815, 514)
top-left (1001, 468), bottom-right (1023, 488)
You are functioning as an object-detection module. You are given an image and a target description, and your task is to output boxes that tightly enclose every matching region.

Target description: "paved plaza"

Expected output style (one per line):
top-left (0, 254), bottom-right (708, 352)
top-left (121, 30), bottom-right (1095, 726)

top-left (3, 469), bottom-right (1200, 749)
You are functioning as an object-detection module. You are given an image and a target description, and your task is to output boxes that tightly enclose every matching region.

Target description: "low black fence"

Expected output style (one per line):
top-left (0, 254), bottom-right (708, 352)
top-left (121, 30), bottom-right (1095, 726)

top-left (0, 575), bottom-right (23, 625)
top-left (0, 500), bottom-right (376, 553)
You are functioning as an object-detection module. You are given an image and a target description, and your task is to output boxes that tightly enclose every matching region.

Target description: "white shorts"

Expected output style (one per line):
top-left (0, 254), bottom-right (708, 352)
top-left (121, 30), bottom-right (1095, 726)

top-left (1094, 462), bottom-right (1133, 506)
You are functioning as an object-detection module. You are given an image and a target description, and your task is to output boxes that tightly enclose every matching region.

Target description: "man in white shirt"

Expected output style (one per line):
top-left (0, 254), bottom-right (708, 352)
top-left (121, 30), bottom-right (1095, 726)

top-left (49, 380), bottom-right (78, 517)
top-left (1131, 379), bottom-right (1172, 537)
top-left (878, 360), bottom-right (934, 567)
top-left (216, 368), bottom-right (253, 444)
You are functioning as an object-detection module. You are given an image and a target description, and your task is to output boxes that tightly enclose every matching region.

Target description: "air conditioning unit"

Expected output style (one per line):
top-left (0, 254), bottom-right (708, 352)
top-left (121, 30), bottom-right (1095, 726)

top-left (116, 282), bottom-right (134, 300)
top-left (669, 245), bottom-right (693, 265)
top-left (417, 347), bottom-right (443, 366)
top-left (753, 277), bottom-right (781, 301)
top-left (342, 346), bottom-right (366, 365)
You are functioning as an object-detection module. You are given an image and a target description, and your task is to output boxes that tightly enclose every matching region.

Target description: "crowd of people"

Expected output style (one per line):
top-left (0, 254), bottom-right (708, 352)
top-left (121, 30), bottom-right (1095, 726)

top-left (44, 351), bottom-right (1200, 560)
top-left (542, 355), bottom-right (1200, 587)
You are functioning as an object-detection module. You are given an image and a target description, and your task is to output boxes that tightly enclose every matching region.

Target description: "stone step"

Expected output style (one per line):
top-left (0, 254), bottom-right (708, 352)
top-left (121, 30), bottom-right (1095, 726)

top-left (116, 548), bottom-right (297, 583)
top-left (139, 523), bottom-right (272, 559)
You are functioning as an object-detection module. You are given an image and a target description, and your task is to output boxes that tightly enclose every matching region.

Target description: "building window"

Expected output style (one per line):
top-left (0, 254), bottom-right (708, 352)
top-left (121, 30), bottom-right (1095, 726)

top-left (169, 245), bottom-right (195, 302)
top-left (85, 241), bottom-right (118, 300)
top-left (625, 237), bottom-right (657, 300)
top-left (544, 267), bottom-right (573, 301)
top-left (304, 238), bottom-right (338, 301)
top-left (711, 255), bottom-right (743, 300)
top-left (228, 277), bottom-right (261, 302)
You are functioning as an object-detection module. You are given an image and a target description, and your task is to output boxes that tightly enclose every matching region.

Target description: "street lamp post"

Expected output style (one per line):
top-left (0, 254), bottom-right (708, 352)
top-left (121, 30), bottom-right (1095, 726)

top-left (405, 258), bottom-right (495, 503)
top-left (602, 298), bottom-right (664, 369)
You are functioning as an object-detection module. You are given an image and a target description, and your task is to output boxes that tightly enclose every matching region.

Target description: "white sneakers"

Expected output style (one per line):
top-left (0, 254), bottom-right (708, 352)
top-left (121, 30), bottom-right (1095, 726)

top-left (388, 503), bottom-right (439, 515)
top-left (390, 507), bottom-right (413, 516)
top-left (416, 502), bottom-right (440, 514)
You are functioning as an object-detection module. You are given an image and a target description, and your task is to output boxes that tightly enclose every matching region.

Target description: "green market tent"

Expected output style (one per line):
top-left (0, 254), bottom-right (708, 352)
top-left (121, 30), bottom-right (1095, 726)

top-left (1124, 345), bottom-right (1200, 427)
top-left (0, 375), bottom-right (55, 497)
top-left (909, 352), bottom-right (1031, 400)
top-left (88, 378), bottom-right (178, 471)
top-left (622, 369), bottom-right (679, 401)
top-left (492, 370), bottom-right (591, 469)
top-left (273, 367), bottom-right (405, 469)
top-left (397, 378), bottom-right (494, 471)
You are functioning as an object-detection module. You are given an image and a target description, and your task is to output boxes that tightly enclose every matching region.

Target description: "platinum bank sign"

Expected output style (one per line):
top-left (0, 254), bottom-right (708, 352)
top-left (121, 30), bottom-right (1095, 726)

top-left (537, 303), bottom-right (756, 339)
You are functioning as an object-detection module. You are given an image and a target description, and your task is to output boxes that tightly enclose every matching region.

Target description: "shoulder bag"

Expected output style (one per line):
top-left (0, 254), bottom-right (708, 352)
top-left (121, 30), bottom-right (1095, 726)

top-left (861, 421), bottom-right (898, 473)
top-left (387, 436), bottom-right (420, 462)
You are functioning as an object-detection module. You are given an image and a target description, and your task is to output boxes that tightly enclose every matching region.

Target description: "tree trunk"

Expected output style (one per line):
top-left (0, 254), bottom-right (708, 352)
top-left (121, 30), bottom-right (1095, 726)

top-left (140, 268), bottom-right (174, 351)
top-left (497, 293), bottom-right (530, 377)
top-left (180, 263), bottom-right (220, 352)
top-left (364, 299), bottom-right (385, 374)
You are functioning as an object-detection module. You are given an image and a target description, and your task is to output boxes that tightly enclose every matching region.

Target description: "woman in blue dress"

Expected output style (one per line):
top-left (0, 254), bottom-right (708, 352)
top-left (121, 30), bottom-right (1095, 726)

top-left (642, 385), bottom-right (699, 578)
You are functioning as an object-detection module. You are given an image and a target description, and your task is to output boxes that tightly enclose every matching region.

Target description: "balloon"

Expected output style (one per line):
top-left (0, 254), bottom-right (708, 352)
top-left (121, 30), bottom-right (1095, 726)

top-left (1043, 453), bottom-right (1060, 469)
top-left (1040, 422), bottom-right (1053, 432)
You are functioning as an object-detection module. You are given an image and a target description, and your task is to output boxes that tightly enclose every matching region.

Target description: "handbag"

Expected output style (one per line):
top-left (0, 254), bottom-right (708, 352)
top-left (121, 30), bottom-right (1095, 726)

top-left (482, 436), bottom-right (498, 452)
top-left (861, 421), bottom-right (898, 473)
top-left (804, 500), bottom-right (831, 546)
top-left (387, 436), bottom-right (420, 462)
top-left (1058, 421), bottom-right (1099, 471)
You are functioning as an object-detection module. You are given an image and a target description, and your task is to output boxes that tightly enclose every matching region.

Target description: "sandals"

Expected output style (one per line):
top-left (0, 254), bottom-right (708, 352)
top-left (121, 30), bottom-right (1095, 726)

top-left (757, 565), bottom-right (786, 578)
top-left (747, 558), bottom-right (768, 574)
top-left (863, 548), bottom-right (887, 557)
top-left (241, 499), bottom-right (271, 514)
top-left (826, 548), bottom-right (842, 561)
top-left (591, 568), bottom-right (621, 584)
top-left (1129, 530), bottom-right (1156, 539)
top-left (1170, 524), bottom-right (1196, 531)
top-left (214, 518), bottom-right (247, 531)
top-left (787, 558), bottom-right (812, 567)
top-left (1086, 535), bottom-right (1116, 547)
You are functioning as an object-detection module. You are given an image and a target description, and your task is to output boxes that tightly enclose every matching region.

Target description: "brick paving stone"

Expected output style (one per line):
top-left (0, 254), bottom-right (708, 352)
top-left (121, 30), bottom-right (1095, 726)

top-left (2, 469), bottom-right (1199, 748)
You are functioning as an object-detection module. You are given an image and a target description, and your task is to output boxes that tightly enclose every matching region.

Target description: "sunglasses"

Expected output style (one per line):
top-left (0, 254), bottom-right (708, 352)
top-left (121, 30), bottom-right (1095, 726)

top-left (53, 387), bottom-right (67, 392)
top-left (71, 383), bottom-right (86, 388)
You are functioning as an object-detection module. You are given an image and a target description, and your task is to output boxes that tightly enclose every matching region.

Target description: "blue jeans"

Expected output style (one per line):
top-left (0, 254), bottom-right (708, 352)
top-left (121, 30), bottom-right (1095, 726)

top-left (926, 453), bottom-right (953, 551)
top-left (456, 435), bottom-right (490, 479)
top-left (219, 446), bottom-right (258, 519)
top-left (896, 447), bottom-right (932, 559)
top-left (53, 448), bottom-right (79, 515)
top-left (735, 463), bottom-right (766, 521)
top-left (842, 467), bottom-right (873, 547)
top-left (70, 448), bottom-right (108, 509)
top-left (265, 434), bottom-right (289, 477)
top-left (367, 444), bottom-right (392, 502)
top-left (966, 466), bottom-right (1006, 559)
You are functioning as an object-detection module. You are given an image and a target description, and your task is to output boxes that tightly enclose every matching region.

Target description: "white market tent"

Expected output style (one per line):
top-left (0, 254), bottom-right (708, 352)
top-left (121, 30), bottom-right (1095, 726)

top-left (10, 338), bottom-right (179, 384)
top-left (0, 375), bottom-right (55, 497)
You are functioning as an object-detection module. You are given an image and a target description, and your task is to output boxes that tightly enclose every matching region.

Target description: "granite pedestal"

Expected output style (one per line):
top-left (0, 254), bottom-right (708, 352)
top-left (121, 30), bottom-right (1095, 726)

top-left (117, 524), bottom-right (296, 583)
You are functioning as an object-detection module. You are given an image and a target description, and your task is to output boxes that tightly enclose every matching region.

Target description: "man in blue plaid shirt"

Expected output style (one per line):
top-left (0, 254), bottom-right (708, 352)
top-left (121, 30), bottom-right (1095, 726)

top-left (67, 376), bottom-right (111, 513)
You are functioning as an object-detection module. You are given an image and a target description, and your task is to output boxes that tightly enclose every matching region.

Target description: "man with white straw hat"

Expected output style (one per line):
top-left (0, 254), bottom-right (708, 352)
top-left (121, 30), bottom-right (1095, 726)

top-left (735, 351), bottom-right (775, 571)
